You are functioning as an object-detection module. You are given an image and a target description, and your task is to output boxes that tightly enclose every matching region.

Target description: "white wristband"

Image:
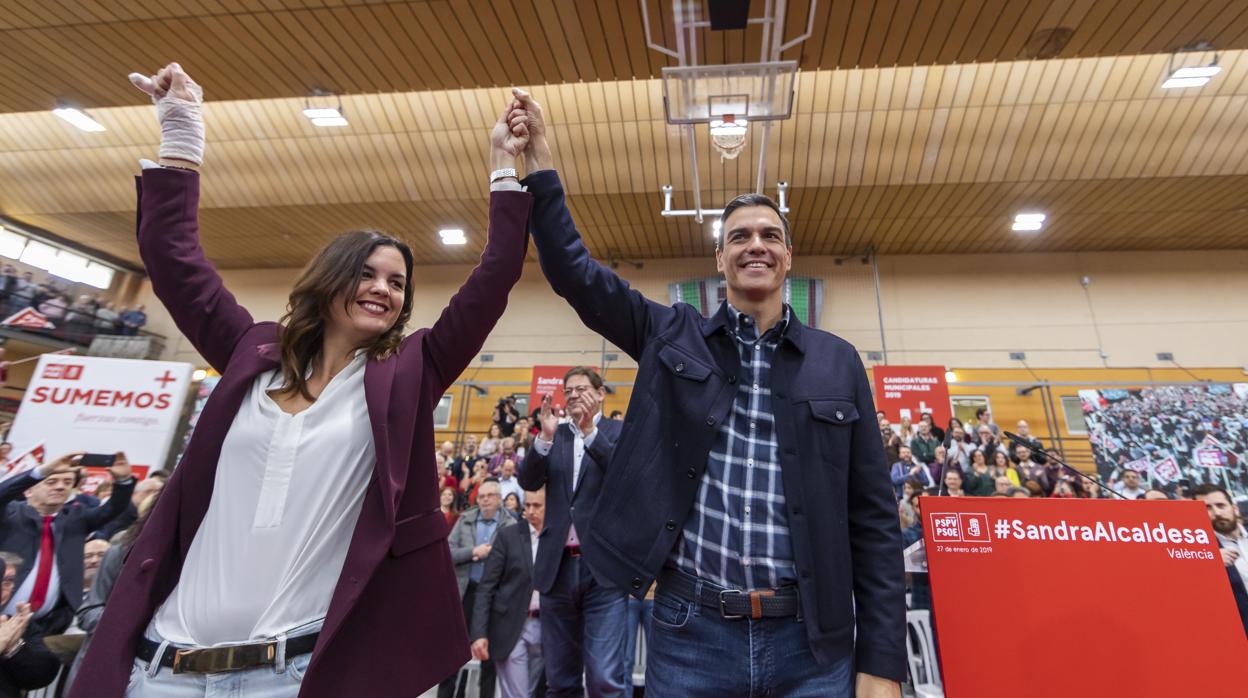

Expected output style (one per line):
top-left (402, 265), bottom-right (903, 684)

top-left (153, 82), bottom-right (205, 166)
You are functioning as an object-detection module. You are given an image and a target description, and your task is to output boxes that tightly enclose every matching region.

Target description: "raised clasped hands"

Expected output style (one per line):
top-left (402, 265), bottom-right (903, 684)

top-left (127, 62), bottom-right (205, 169)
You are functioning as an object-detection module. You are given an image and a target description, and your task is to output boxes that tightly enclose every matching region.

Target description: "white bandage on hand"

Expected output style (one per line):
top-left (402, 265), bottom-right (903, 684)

top-left (133, 73), bottom-right (205, 166)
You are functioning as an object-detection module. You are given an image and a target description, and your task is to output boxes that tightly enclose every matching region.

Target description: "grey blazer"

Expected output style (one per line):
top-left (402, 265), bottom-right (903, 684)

top-left (449, 506), bottom-right (518, 598)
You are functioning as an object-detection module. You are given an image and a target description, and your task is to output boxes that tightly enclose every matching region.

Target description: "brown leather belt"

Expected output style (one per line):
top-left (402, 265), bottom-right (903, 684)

top-left (136, 632), bottom-right (318, 674)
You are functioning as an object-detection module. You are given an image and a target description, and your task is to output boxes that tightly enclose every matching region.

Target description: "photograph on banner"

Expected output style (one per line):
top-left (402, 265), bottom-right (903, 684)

top-left (6, 354), bottom-right (194, 480)
top-left (1079, 384), bottom-right (1248, 499)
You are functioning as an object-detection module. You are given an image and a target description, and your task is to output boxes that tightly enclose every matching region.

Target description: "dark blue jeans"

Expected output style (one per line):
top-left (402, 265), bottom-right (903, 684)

top-left (540, 554), bottom-right (630, 697)
top-left (645, 582), bottom-right (853, 697)
top-left (622, 595), bottom-right (653, 687)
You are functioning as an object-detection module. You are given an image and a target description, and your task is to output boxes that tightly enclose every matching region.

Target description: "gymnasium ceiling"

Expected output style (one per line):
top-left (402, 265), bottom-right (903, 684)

top-left (1, 0), bottom-right (1247, 269)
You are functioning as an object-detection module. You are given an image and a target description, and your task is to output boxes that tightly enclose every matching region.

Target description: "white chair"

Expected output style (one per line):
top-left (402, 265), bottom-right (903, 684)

top-left (905, 610), bottom-right (943, 698)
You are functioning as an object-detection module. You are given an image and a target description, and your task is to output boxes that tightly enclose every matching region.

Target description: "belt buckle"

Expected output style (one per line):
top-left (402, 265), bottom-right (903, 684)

top-left (172, 643), bottom-right (275, 674)
top-left (718, 589), bottom-right (746, 620)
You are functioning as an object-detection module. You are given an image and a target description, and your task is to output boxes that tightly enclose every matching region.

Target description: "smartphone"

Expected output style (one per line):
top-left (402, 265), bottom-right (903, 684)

top-left (78, 453), bottom-right (116, 468)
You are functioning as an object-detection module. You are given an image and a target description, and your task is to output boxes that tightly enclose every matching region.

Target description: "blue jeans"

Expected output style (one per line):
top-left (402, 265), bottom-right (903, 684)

top-left (540, 553), bottom-right (630, 697)
top-left (622, 596), bottom-right (653, 686)
top-left (645, 583), bottom-right (853, 697)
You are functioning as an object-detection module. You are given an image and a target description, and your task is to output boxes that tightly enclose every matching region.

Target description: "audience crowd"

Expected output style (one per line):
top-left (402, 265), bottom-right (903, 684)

top-left (0, 265), bottom-right (147, 342)
top-left (0, 391), bottom-right (1241, 696)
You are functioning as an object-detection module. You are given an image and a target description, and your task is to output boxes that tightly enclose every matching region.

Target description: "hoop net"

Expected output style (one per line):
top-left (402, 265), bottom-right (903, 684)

top-left (712, 131), bottom-right (747, 160)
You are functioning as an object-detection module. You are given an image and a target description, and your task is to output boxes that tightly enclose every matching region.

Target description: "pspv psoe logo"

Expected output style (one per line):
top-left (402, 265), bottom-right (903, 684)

top-left (929, 513), bottom-right (991, 543)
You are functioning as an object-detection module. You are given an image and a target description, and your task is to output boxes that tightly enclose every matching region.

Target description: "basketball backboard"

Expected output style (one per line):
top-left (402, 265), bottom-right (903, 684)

top-left (661, 60), bottom-right (797, 125)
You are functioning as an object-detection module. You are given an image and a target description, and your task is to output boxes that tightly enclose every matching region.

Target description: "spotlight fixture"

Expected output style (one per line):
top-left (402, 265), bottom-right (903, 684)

top-left (1162, 44), bottom-right (1221, 89)
top-left (712, 219), bottom-right (722, 239)
top-left (303, 90), bottom-right (348, 127)
top-left (944, 370), bottom-right (958, 383)
top-left (1012, 212), bottom-right (1046, 232)
top-left (53, 104), bottom-right (105, 133)
top-left (439, 228), bottom-right (467, 245)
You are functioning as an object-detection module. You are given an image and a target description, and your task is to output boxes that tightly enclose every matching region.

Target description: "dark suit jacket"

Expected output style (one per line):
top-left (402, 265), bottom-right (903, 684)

top-left (470, 520), bottom-right (536, 660)
top-left (71, 168), bottom-right (531, 698)
top-left (1216, 537), bottom-right (1248, 639)
top-left (517, 418), bottom-right (620, 593)
top-left (89, 502), bottom-right (137, 542)
top-left (0, 471), bottom-right (134, 617)
top-left (520, 169), bottom-right (905, 681)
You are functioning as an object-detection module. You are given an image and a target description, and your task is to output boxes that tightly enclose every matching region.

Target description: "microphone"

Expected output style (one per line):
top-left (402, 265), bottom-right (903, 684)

top-left (1002, 431), bottom-right (1127, 500)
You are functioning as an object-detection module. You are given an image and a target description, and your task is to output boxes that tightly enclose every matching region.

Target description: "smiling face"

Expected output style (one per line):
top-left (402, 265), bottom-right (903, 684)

top-left (715, 204), bottom-right (792, 302)
top-left (326, 246), bottom-right (407, 347)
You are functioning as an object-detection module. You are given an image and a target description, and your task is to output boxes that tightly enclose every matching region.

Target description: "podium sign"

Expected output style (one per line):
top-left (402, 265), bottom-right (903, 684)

top-left (923, 497), bottom-right (1247, 697)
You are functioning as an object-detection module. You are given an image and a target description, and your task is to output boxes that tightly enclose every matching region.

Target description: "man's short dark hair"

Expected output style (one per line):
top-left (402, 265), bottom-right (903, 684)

top-left (975, 407), bottom-right (988, 419)
top-left (1191, 483), bottom-right (1233, 505)
top-left (481, 477), bottom-right (500, 486)
top-left (904, 477), bottom-right (924, 491)
top-left (1121, 468), bottom-right (1139, 476)
top-left (564, 366), bottom-right (604, 390)
top-left (148, 470), bottom-right (171, 481)
top-left (717, 193), bottom-right (791, 249)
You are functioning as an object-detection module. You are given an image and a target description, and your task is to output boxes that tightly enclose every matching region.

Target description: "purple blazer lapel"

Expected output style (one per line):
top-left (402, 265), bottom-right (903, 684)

top-left (363, 358), bottom-right (397, 522)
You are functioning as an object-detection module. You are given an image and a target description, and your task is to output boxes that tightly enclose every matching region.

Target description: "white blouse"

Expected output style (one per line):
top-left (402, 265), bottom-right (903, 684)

top-left (152, 352), bottom-right (375, 646)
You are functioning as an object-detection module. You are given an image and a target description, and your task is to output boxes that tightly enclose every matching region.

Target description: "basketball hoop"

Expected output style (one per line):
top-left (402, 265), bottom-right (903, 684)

top-left (710, 115), bottom-right (748, 161)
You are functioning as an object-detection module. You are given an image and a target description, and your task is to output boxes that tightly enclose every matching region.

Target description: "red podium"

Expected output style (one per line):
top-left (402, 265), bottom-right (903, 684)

top-left (921, 497), bottom-right (1247, 697)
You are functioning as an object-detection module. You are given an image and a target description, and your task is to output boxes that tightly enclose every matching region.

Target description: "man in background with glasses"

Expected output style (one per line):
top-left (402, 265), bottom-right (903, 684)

top-left (518, 367), bottom-right (628, 697)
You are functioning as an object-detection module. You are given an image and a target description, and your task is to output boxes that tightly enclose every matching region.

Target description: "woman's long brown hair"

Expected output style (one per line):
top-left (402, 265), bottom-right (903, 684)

top-left (276, 230), bottom-right (415, 400)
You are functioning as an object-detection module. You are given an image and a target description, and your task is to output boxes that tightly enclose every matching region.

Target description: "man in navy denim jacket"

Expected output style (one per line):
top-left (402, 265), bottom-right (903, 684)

top-left (510, 89), bottom-right (904, 697)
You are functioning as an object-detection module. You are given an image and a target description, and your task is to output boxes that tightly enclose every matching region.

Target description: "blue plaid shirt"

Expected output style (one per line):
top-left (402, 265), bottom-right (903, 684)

top-left (670, 303), bottom-right (798, 591)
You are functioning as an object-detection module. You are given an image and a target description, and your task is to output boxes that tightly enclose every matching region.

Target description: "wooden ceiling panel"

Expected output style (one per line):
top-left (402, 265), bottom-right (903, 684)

top-left (1, 1), bottom-right (1246, 114)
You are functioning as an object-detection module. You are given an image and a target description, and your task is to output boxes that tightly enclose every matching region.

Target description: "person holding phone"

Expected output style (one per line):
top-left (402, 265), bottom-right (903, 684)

top-left (0, 452), bottom-right (134, 636)
top-left (71, 63), bottom-right (533, 698)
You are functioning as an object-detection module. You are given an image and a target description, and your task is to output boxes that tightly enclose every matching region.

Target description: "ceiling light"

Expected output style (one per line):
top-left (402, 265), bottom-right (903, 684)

top-left (304, 91), bottom-right (348, 127)
top-left (1161, 44), bottom-right (1221, 89)
top-left (945, 370), bottom-right (958, 383)
top-left (1012, 212), bottom-right (1046, 232)
top-left (53, 106), bottom-right (106, 133)
top-left (192, 369), bottom-right (208, 382)
top-left (712, 220), bottom-right (722, 239)
top-left (439, 228), bottom-right (467, 245)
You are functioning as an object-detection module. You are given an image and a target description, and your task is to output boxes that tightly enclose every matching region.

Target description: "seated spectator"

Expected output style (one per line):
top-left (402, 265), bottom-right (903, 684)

top-left (910, 420), bottom-right (941, 466)
top-left (1008, 487), bottom-right (1032, 498)
top-left (945, 425), bottom-right (974, 469)
top-left (1014, 444), bottom-right (1050, 494)
top-left (973, 407), bottom-right (1000, 437)
top-left (879, 417), bottom-right (902, 465)
top-left (942, 469), bottom-right (966, 497)
top-left (441, 485), bottom-right (461, 526)
top-left (988, 450), bottom-right (1021, 487)
top-left (0, 552), bottom-right (61, 698)
top-left (608, 410), bottom-right (624, 421)
top-left (1143, 488), bottom-right (1169, 501)
top-left (963, 452), bottom-right (996, 497)
top-left (463, 457), bottom-right (491, 506)
top-left (974, 425), bottom-right (1005, 459)
top-left (119, 304), bottom-right (147, 335)
top-left (81, 539), bottom-right (109, 599)
top-left (497, 458), bottom-right (524, 508)
top-left (1112, 468), bottom-right (1146, 500)
top-left (1014, 420), bottom-right (1048, 465)
top-left (920, 413), bottom-right (945, 443)
top-left (1023, 480), bottom-right (1045, 498)
top-left (489, 437), bottom-right (518, 475)
top-left (890, 446), bottom-right (931, 498)
top-left (897, 417), bottom-right (914, 448)
top-left (944, 417), bottom-right (970, 446)
top-left (993, 476), bottom-right (1013, 496)
top-left (502, 492), bottom-right (522, 520)
top-left (479, 423), bottom-right (504, 458)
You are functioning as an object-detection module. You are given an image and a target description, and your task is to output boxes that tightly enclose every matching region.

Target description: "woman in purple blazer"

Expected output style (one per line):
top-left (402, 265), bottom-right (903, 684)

top-left (71, 64), bottom-right (534, 697)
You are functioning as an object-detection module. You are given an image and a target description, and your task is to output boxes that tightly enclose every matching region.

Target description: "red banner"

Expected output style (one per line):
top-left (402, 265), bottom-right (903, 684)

top-left (81, 465), bottom-right (151, 496)
top-left (529, 366), bottom-right (575, 412)
top-left (872, 365), bottom-right (951, 426)
top-left (923, 497), bottom-right (1246, 697)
